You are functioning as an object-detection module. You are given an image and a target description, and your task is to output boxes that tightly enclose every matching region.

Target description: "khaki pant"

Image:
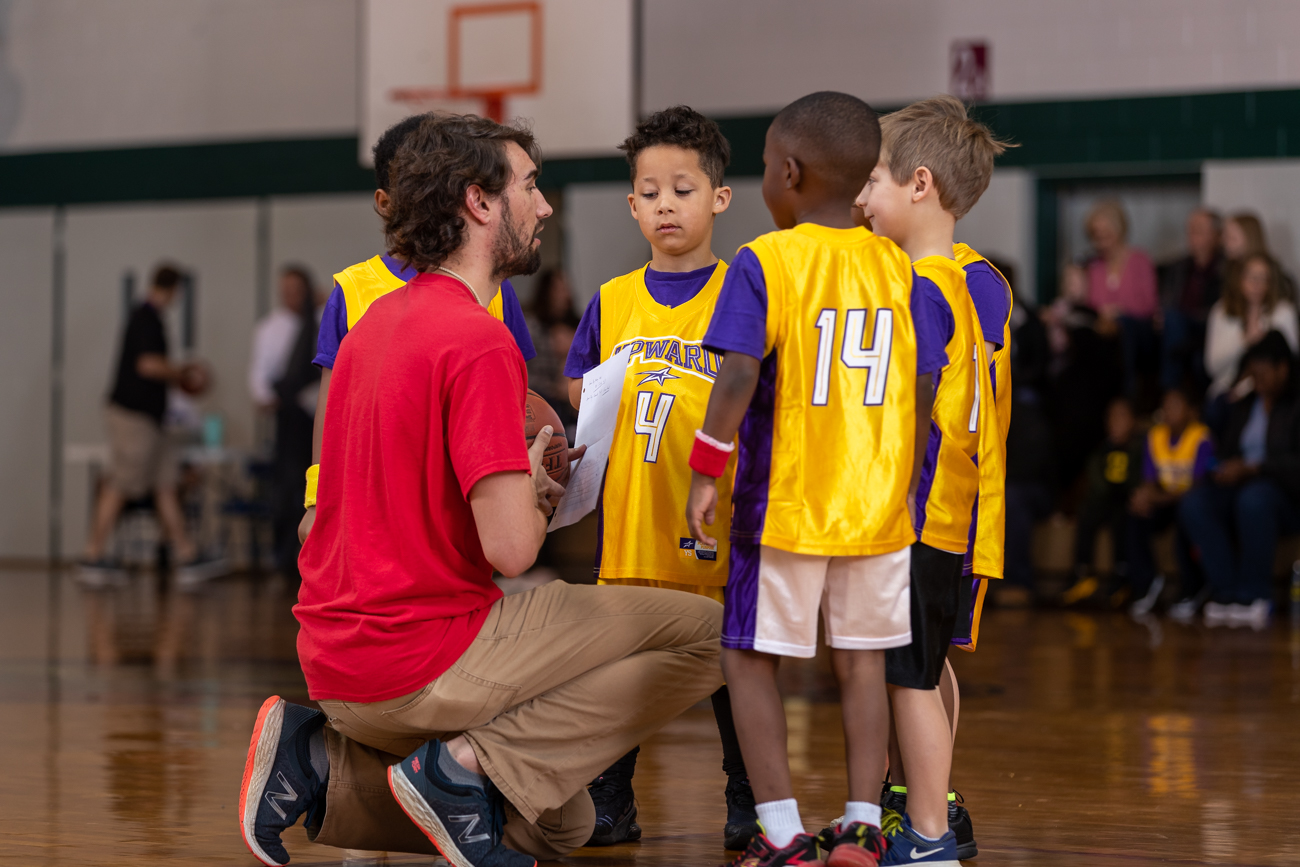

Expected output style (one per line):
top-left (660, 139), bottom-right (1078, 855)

top-left (104, 403), bottom-right (176, 499)
top-left (314, 580), bottom-right (724, 859)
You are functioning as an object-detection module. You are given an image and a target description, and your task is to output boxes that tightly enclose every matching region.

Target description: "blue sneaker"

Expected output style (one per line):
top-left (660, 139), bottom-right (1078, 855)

top-left (238, 696), bottom-right (327, 866)
top-left (388, 739), bottom-right (536, 867)
top-left (879, 813), bottom-right (959, 866)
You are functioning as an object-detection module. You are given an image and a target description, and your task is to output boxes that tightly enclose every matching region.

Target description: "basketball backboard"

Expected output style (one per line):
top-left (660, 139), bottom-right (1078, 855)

top-left (362, 0), bottom-right (633, 166)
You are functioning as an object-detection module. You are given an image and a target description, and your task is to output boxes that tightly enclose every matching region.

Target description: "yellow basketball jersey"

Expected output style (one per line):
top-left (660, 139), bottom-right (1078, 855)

top-left (952, 244), bottom-right (1011, 580)
top-left (333, 255), bottom-right (510, 327)
top-left (1148, 422), bottom-right (1211, 494)
top-left (738, 225), bottom-right (918, 557)
top-left (914, 257), bottom-right (994, 553)
top-left (953, 244), bottom-right (1011, 441)
top-left (597, 263), bottom-right (732, 586)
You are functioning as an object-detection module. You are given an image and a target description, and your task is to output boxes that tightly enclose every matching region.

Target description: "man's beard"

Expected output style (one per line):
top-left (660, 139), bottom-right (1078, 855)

top-left (490, 196), bottom-right (543, 282)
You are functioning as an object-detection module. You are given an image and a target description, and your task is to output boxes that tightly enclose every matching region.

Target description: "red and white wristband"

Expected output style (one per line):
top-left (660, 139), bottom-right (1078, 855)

top-left (689, 430), bottom-right (735, 478)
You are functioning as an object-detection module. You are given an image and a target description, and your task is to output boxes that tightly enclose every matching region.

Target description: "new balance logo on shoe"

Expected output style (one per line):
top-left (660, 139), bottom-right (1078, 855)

top-left (451, 813), bottom-right (491, 844)
top-left (264, 771), bottom-right (297, 821)
top-left (412, 757), bottom-right (421, 773)
top-left (909, 847), bottom-right (944, 860)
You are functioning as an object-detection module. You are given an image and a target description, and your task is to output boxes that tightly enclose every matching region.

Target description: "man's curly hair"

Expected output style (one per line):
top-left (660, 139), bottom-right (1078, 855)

top-left (618, 105), bottom-right (730, 188)
top-left (384, 113), bottom-right (541, 272)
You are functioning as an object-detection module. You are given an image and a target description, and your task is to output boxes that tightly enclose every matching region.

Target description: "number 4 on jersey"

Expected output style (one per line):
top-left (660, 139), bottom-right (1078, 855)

top-left (634, 391), bottom-right (675, 462)
top-left (812, 308), bottom-right (894, 406)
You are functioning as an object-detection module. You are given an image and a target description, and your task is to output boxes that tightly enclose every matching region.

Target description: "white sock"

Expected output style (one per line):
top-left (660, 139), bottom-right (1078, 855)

top-left (843, 801), bottom-right (882, 828)
top-left (755, 798), bottom-right (804, 848)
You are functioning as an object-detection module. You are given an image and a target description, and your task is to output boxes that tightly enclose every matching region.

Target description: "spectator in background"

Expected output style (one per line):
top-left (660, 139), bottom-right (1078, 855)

top-left (1204, 254), bottom-right (1299, 411)
top-left (1180, 331), bottom-right (1300, 629)
top-left (78, 264), bottom-right (222, 585)
top-left (1086, 199), bottom-right (1159, 402)
top-left (1223, 211), bottom-right (1297, 301)
top-left (248, 266), bottom-right (317, 411)
top-left (1001, 297), bottom-right (1055, 602)
top-left (249, 265), bottom-right (321, 580)
top-left (1043, 263), bottom-right (1124, 491)
top-left (1126, 388), bottom-right (1213, 618)
top-left (1159, 209), bottom-right (1224, 393)
top-left (526, 269), bottom-right (580, 433)
top-left (1062, 397), bottom-right (1142, 606)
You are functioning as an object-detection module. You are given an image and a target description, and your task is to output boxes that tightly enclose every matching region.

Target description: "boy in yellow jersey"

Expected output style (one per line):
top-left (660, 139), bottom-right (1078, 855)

top-left (298, 114), bottom-right (536, 540)
top-left (1129, 387), bottom-right (1213, 618)
top-left (688, 91), bottom-right (948, 867)
top-left (852, 96), bottom-right (1009, 865)
top-left (563, 105), bottom-right (759, 851)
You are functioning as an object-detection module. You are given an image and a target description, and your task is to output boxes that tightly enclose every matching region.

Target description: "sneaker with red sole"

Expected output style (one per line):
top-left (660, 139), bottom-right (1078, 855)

top-left (814, 821), bottom-right (888, 867)
top-left (238, 696), bottom-right (327, 866)
top-left (727, 831), bottom-right (825, 866)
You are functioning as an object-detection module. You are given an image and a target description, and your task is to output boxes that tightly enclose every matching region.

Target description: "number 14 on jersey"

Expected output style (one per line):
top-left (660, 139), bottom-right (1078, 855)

top-left (812, 307), bottom-right (894, 407)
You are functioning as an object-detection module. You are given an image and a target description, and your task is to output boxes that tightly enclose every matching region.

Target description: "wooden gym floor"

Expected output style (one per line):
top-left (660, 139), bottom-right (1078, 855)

top-left (1, 568), bottom-right (1297, 865)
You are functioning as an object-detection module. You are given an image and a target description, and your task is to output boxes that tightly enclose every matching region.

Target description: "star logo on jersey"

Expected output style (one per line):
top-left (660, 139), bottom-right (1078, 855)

top-left (638, 367), bottom-right (681, 386)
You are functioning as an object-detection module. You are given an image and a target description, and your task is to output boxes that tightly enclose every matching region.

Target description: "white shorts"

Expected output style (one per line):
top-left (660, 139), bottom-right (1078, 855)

top-left (722, 542), bottom-right (912, 658)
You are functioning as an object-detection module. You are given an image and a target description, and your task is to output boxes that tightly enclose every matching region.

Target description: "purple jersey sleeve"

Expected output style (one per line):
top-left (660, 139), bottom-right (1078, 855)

top-left (1142, 436), bottom-right (1158, 483)
top-left (703, 247), bottom-right (768, 360)
top-left (964, 261), bottom-right (1011, 348)
top-left (314, 283), bottom-right (348, 369)
top-left (564, 292), bottom-right (603, 378)
top-left (499, 279), bottom-right (537, 362)
top-left (911, 273), bottom-right (952, 377)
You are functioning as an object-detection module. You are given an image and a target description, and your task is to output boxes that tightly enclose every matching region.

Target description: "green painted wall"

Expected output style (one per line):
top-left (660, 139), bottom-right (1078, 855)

top-left (3, 87), bottom-right (1299, 207)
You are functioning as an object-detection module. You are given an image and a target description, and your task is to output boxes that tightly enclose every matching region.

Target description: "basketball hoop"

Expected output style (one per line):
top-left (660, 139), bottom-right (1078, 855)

top-left (389, 1), bottom-right (543, 123)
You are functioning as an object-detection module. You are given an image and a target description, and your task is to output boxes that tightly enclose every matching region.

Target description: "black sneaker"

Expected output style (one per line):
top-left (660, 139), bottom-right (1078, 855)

top-left (723, 774), bottom-right (760, 850)
top-left (238, 696), bottom-right (327, 866)
top-left (387, 739), bottom-right (534, 867)
top-left (176, 554), bottom-right (229, 588)
top-left (731, 832), bottom-right (827, 866)
top-left (585, 767), bottom-right (641, 845)
top-left (947, 792), bottom-right (977, 860)
top-left (75, 557), bottom-right (129, 588)
top-left (879, 783), bottom-right (906, 816)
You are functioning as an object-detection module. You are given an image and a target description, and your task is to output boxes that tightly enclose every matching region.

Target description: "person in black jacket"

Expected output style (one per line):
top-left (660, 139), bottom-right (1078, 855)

top-left (1158, 208), bottom-right (1224, 393)
top-left (1178, 330), bottom-right (1300, 628)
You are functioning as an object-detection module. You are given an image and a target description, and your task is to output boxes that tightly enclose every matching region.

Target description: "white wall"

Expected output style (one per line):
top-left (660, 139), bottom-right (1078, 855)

top-left (1204, 159), bottom-right (1300, 279)
top-left (563, 183), bottom-right (648, 306)
top-left (645, 0), bottom-right (1300, 116)
top-left (0, 193), bottom-right (384, 559)
top-left (270, 194), bottom-right (385, 301)
top-left (954, 168), bottom-right (1035, 300)
top-left (0, 0), bottom-right (358, 152)
top-left (0, 209), bottom-right (51, 559)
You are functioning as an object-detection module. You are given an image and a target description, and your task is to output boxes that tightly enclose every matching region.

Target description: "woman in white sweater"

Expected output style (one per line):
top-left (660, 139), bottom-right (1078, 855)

top-left (1205, 253), bottom-right (1299, 400)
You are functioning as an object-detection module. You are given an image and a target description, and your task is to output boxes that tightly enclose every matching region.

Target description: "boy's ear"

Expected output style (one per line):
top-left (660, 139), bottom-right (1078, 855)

top-left (912, 166), bottom-right (935, 204)
top-left (784, 156), bottom-right (802, 191)
top-left (712, 185), bottom-right (733, 216)
top-left (627, 191), bottom-right (639, 219)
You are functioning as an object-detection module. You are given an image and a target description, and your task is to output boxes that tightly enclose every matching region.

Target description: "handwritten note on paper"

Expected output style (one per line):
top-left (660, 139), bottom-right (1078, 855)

top-left (549, 347), bottom-right (631, 531)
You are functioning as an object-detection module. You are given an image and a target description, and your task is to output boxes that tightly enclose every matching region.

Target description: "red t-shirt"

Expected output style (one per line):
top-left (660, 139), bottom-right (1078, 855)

top-left (295, 273), bottom-right (531, 703)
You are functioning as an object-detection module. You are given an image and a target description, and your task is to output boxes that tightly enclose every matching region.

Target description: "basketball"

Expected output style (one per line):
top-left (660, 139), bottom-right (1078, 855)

top-left (525, 389), bottom-right (569, 486)
top-left (179, 361), bottom-right (210, 396)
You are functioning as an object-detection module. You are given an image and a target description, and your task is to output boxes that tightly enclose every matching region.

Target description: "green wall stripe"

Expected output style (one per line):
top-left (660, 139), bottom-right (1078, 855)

top-left (4, 87), bottom-right (1300, 206)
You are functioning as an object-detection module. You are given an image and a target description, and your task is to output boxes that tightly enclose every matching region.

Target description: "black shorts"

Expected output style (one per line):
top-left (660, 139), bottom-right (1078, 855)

top-left (885, 542), bottom-right (963, 689)
top-left (951, 572), bottom-right (979, 647)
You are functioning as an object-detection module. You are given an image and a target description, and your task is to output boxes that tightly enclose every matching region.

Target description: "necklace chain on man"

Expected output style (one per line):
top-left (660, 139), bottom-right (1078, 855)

top-left (436, 266), bottom-right (484, 306)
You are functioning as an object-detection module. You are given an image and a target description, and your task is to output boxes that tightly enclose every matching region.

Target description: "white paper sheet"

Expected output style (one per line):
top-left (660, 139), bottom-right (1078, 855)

top-left (548, 347), bottom-right (631, 531)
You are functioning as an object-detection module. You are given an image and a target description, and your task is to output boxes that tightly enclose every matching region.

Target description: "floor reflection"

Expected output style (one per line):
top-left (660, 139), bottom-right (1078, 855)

top-left (0, 567), bottom-right (1296, 865)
